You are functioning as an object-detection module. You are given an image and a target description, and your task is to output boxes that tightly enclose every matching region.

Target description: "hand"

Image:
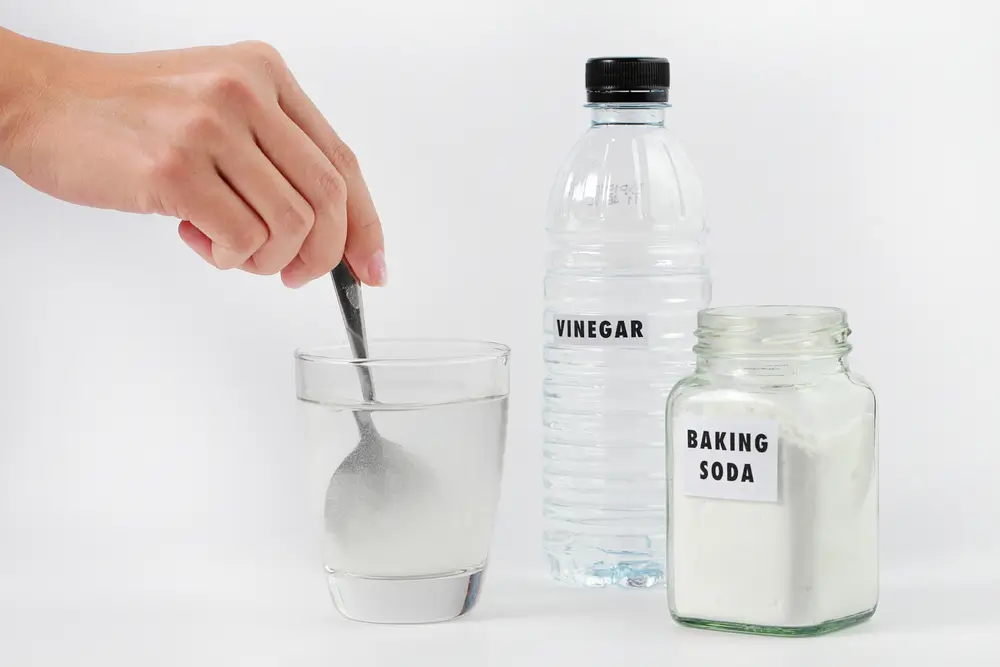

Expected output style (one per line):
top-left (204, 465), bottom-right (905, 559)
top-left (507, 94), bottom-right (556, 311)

top-left (0, 35), bottom-right (385, 287)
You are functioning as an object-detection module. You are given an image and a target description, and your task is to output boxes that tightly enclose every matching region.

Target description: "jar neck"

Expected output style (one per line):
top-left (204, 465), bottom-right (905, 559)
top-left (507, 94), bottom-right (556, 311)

top-left (693, 306), bottom-right (853, 383)
top-left (588, 103), bottom-right (667, 127)
top-left (696, 355), bottom-right (850, 380)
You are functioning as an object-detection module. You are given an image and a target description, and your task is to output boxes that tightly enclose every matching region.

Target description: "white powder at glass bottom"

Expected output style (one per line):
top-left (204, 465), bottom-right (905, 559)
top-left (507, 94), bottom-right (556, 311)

top-left (669, 387), bottom-right (878, 628)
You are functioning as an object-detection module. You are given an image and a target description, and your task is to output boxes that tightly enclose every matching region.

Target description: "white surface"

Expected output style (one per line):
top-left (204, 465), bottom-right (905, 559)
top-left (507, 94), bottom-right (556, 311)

top-left (1, 0), bottom-right (1000, 663)
top-left (4, 564), bottom-right (1000, 665)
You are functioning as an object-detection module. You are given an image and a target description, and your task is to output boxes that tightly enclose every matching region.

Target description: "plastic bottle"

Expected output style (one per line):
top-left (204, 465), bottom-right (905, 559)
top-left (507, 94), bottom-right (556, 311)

top-left (543, 57), bottom-right (711, 587)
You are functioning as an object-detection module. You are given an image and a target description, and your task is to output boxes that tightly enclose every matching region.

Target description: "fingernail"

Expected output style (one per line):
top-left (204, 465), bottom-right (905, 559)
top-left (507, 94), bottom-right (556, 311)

top-left (213, 246), bottom-right (246, 270)
top-left (283, 273), bottom-right (308, 289)
top-left (366, 249), bottom-right (387, 286)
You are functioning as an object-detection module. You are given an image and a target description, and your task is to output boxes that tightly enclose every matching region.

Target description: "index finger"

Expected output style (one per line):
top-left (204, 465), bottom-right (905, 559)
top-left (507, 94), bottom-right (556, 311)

top-left (276, 75), bottom-right (386, 287)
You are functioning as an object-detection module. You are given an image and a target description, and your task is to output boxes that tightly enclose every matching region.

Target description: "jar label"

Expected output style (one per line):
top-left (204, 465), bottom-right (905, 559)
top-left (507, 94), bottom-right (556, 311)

top-left (675, 417), bottom-right (779, 503)
top-left (552, 314), bottom-right (648, 348)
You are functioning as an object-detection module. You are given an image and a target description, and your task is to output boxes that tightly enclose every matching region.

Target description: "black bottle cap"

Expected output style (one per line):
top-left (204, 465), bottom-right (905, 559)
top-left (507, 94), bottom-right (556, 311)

top-left (586, 57), bottom-right (670, 103)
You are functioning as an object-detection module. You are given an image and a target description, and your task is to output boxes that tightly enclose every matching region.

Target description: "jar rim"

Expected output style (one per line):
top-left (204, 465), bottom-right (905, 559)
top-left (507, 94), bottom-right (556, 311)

top-left (698, 305), bottom-right (847, 330)
top-left (694, 306), bottom-right (851, 358)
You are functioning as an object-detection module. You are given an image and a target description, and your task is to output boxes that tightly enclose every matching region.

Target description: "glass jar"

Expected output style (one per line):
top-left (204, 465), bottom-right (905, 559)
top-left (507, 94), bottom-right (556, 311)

top-left (666, 306), bottom-right (878, 636)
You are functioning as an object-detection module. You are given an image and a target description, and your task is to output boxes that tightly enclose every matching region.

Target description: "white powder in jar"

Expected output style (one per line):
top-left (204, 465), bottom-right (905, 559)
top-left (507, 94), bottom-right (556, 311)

top-left (668, 384), bottom-right (878, 629)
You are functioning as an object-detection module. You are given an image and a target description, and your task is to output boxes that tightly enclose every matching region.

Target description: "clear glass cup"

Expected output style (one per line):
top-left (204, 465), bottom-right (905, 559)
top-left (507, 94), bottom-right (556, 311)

top-left (295, 339), bottom-right (510, 624)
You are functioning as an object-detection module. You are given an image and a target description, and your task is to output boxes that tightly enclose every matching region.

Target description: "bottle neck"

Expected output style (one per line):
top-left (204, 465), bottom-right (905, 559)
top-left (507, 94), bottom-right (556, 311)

top-left (589, 103), bottom-right (667, 127)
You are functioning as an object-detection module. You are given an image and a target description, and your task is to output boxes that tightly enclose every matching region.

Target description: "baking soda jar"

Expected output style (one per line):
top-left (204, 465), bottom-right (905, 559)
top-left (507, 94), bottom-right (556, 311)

top-left (666, 306), bottom-right (878, 636)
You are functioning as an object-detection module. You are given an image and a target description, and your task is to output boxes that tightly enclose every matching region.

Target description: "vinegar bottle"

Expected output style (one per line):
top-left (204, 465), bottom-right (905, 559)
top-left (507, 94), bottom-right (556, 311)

top-left (543, 57), bottom-right (711, 587)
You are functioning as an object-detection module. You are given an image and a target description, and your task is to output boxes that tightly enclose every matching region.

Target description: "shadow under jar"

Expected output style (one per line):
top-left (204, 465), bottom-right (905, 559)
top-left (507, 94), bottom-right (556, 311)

top-left (295, 340), bottom-right (510, 624)
top-left (666, 306), bottom-right (878, 636)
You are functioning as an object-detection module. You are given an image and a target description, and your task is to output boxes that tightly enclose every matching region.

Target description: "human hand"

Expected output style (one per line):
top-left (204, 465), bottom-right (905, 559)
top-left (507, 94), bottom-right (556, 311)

top-left (0, 33), bottom-right (385, 287)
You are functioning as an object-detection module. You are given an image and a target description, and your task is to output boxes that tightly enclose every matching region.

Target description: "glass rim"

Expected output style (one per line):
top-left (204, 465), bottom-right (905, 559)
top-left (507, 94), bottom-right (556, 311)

top-left (294, 338), bottom-right (511, 367)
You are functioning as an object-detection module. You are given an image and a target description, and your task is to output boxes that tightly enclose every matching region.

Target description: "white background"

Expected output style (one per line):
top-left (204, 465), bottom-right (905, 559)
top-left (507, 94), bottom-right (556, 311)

top-left (2, 0), bottom-right (999, 664)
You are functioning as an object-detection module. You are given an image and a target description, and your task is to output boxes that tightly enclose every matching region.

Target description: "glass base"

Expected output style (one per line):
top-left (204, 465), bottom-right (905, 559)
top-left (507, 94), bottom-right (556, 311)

top-left (672, 607), bottom-right (877, 637)
top-left (546, 551), bottom-right (664, 588)
top-left (326, 567), bottom-right (485, 624)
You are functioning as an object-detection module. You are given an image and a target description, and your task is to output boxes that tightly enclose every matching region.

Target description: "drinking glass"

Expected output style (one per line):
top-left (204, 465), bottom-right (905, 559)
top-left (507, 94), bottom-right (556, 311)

top-left (295, 339), bottom-right (510, 624)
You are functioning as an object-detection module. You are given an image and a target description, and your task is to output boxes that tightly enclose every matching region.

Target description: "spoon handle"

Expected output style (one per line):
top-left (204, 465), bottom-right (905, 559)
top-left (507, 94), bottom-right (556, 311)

top-left (331, 260), bottom-right (376, 405)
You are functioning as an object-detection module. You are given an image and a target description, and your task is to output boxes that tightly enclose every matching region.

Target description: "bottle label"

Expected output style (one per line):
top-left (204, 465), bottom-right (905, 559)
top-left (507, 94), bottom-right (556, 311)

top-left (675, 417), bottom-right (779, 502)
top-left (552, 314), bottom-right (648, 348)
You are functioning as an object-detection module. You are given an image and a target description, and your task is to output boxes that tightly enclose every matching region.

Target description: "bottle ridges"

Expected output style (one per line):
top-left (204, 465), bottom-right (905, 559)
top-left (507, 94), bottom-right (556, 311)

top-left (543, 108), bottom-right (710, 587)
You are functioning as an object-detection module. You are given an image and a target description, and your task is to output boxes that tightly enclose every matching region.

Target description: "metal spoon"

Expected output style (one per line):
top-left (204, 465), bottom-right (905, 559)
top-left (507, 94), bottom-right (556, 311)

top-left (324, 261), bottom-right (421, 530)
top-left (330, 259), bottom-right (384, 467)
